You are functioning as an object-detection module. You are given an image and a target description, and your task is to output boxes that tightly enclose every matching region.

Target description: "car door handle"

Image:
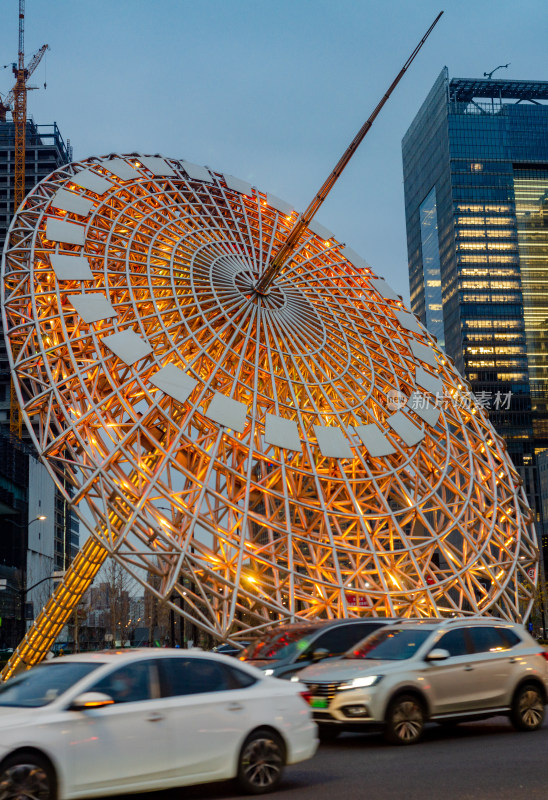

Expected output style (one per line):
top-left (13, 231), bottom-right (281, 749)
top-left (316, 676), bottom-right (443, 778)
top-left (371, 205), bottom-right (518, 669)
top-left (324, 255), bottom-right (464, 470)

top-left (509, 657), bottom-right (518, 663)
top-left (228, 703), bottom-right (244, 712)
top-left (147, 713), bottom-right (164, 722)
top-left (464, 666), bottom-right (474, 671)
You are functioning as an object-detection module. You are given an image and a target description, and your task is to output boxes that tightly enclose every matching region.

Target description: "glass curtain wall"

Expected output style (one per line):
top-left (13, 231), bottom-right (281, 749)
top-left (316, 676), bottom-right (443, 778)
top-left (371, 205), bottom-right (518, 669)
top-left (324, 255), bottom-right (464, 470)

top-left (514, 168), bottom-right (548, 439)
top-left (419, 188), bottom-right (445, 346)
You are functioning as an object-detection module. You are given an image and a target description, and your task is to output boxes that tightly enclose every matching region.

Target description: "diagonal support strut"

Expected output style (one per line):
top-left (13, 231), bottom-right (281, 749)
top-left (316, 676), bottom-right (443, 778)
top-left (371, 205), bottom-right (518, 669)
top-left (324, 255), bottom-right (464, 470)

top-left (1, 534), bottom-right (110, 680)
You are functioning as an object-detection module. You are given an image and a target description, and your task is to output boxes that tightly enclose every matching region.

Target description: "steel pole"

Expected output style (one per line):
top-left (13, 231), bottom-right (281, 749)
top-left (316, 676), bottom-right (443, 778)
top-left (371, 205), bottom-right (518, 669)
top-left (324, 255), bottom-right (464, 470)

top-left (254, 11), bottom-right (443, 296)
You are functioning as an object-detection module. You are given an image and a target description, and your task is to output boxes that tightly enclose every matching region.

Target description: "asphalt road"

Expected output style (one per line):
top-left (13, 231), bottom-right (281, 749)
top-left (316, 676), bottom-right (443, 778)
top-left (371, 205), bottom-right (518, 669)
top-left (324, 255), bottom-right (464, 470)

top-left (125, 716), bottom-right (548, 800)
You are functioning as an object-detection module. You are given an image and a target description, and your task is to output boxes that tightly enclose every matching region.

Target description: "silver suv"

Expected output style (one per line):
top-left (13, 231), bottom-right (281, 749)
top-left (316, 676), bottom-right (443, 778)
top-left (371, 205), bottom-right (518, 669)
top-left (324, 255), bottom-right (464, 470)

top-left (297, 618), bottom-right (548, 745)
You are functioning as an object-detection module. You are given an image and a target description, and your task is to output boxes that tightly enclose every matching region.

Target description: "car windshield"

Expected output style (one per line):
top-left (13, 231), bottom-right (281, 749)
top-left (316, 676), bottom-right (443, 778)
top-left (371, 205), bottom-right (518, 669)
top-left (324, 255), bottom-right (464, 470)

top-left (0, 662), bottom-right (101, 708)
top-left (346, 628), bottom-right (431, 660)
top-left (241, 626), bottom-right (318, 661)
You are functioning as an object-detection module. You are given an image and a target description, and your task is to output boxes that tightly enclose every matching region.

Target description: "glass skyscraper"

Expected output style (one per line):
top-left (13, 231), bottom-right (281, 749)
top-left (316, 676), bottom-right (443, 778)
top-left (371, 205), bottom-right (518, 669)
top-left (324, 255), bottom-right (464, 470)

top-left (402, 68), bottom-right (548, 562)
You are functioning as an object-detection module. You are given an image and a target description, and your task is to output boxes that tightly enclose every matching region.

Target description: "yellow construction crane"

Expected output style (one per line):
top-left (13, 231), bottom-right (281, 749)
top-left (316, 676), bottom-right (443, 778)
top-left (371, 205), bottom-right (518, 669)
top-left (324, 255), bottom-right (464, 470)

top-left (0, 45), bottom-right (48, 123)
top-left (0, 1), bottom-right (48, 437)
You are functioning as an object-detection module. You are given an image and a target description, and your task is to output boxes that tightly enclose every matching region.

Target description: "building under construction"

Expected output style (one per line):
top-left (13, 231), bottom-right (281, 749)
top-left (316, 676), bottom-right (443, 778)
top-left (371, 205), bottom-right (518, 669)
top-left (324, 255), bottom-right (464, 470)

top-left (0, 117), bottom-right (78, 648)
top-left (0, 119), bottom-right (70, 256)
top-left (0, 119), bottom-right (71, 396)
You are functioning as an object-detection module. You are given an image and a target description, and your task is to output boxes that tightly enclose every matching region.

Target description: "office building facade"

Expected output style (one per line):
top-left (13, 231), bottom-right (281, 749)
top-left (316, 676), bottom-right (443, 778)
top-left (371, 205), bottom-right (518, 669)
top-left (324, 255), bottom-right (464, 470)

top-left (1, 120), bottom-right (72, 416)
top-left (0, 119), bottom-right (78, 645)
top-left (402, 68), bottom-right (548, 562)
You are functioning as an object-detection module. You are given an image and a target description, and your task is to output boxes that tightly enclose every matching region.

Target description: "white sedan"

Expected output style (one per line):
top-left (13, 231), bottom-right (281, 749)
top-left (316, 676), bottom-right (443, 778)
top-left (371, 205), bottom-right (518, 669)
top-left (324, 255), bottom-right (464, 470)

top-left (0, 649), bottom-right (318, 798)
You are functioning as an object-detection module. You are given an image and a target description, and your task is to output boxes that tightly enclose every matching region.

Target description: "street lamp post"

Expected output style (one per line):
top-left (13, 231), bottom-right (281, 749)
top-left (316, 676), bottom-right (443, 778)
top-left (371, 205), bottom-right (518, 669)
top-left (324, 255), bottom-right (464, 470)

top-left (20, 573), bottom-right (63, 628)
top-left (9, 516), bottom-right (47, 526)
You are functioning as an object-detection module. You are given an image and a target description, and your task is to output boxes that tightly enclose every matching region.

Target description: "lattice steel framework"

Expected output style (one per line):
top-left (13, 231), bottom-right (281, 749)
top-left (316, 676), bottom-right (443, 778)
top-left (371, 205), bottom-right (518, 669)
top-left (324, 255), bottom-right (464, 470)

top-left (1, 154), bottom-right (539, 671)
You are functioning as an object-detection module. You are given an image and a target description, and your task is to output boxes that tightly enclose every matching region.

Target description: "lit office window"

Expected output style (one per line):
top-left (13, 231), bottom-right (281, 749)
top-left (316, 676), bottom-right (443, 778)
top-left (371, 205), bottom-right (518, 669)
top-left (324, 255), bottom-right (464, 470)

top-left (458, 229), bottom-right (486, 238)
top-left (457, 216), bottom-right (485, 225)
top-left (487, 242), bottom-right (518, 251)
top-left (457, 205), bottom-right (484, 213)
top-left (485, 217), bottom-right (514, 226)
top-left (459, 255), bottom-right (489, 263)
top-left (458, 242), bottom-right (487, 250)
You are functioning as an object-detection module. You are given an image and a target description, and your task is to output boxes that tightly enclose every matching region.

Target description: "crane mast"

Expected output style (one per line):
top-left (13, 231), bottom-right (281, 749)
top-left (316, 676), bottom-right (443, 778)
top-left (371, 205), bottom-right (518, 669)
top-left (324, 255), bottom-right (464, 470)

top-left (8, 1), bottom-right (27, 438)
top-left (4, 4), bottom-right (48, 438)
top-left (13, 0), bottom-right (27, 219)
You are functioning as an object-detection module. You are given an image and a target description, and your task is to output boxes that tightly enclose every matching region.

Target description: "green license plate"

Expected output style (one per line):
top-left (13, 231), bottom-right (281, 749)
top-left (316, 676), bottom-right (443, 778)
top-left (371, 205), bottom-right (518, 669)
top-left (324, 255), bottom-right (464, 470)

top-left (310, 697), bottom-right (328, 709)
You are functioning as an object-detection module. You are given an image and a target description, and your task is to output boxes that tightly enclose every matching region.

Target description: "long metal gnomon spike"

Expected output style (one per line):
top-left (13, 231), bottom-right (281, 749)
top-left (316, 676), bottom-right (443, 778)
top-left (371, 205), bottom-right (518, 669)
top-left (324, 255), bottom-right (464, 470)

top-left (254, 10), bottom-right (443, 296)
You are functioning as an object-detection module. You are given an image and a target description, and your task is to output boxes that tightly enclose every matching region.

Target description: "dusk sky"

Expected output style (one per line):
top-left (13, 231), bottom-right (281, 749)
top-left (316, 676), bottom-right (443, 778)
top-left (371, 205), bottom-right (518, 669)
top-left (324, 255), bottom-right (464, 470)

top-left (1, 0), bottom-right (546, 300)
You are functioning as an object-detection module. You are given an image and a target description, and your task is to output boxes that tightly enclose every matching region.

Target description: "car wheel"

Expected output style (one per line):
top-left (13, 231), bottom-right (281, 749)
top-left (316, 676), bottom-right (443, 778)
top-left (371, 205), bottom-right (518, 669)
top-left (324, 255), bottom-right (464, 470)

top-left (318, 725), bottom-right (340, 743)
top-left (384, 694), bottom-right (425, 745)
top-left (237, 729), bottom-right (285, 795)
top-left (510, 683), bottom-right (545, 732)
top-left (0, 753), bottom-right (56, 800)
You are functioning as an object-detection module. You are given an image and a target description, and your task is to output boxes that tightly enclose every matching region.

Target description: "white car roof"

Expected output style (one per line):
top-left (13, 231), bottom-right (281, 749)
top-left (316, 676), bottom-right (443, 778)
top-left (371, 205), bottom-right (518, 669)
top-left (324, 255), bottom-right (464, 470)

top-left (51, 648), bottom-right (229, 666)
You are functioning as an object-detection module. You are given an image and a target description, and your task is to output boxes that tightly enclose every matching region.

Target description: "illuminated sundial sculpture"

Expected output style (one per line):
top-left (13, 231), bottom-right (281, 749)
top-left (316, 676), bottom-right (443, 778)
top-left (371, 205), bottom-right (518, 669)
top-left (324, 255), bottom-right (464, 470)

top-left (1, 14), bottom-right (538, 677)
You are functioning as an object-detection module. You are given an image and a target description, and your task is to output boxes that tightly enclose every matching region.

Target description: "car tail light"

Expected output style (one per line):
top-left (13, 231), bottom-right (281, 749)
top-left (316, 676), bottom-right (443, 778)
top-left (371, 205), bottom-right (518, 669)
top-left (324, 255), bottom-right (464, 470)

top-left (299, 690), bottom-right (313, 704)
top-left (539, 651), bottom-right (548, 662)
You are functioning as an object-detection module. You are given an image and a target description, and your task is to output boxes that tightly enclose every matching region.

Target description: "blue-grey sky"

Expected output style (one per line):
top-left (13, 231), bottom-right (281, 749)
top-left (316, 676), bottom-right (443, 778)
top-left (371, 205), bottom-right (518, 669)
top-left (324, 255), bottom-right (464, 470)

top-left (1, 0), bottom-right (546, 301)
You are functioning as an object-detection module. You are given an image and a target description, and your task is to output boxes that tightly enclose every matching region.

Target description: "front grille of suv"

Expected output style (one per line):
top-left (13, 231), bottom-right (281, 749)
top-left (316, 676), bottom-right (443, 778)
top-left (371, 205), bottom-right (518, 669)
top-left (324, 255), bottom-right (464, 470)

top-left (303, 681), bottom-right (341, 701)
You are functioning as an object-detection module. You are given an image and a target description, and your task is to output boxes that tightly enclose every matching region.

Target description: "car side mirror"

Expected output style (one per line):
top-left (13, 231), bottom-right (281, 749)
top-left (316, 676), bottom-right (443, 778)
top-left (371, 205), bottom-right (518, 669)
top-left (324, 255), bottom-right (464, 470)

top-left (425, 648), bottom-right (450, 662)
top-left (69, 691), bottom-right (115, 710)
top-left (310, 648), bottom-right (330, 663)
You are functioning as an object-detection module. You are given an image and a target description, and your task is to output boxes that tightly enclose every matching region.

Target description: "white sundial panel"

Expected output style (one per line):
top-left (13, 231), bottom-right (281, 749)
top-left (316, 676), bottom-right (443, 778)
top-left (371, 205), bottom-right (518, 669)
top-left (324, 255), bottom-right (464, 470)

top-left (104, 159), bottom-right (141, 181)
top-left (314, 426), bottom-right (354, 459)
top-left (50, 255), bottom-right (93, 281)
top-left (68, 294), bottom-right (117, 324)
top-left (407, 392), bottom-right (441, 427)
top-left (394, 309), bottom-right (422, 334)
top-left (51, 189), bottom-right (95, 217)
top-left (308, 219), bottom-right (334, 240)
top-left (102, 331), bottom-right (153, 365)
top-left (223, 174), bottom-right (253, 196)
top-left (139, 157), bottom-right (176, 177)
top-left (69, 170), bottom-right (112, 195)
top-left (369, 277), bottom-right (399, 302)
top-left (387, 411), bottom-right (424, 447)
top-left (353, 423), bottom-right (396, 457)
top-left (266, 193), bottom-right (294, 215)
top-left (149, 364), bottom-right (198, 404)
top-left (410, 339), bottom-right (438, 368)
top-left (265, 414), bottom-right (301, 451)
top-left (206, 393), bottom-right (248, 433)
top-left (46, 219), bottom-right (86, 246)
top-left (341, 246), bottom-right (367, 270)
top-left (415, 366), bottom-right (444, 397)
top-left (181, 161), bottom-right (213, 182)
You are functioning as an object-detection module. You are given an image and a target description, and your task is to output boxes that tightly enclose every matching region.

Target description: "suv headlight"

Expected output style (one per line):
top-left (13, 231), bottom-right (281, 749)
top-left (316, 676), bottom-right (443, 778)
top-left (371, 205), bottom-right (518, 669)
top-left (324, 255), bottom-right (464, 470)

top-left (337, 675), bottom-right (383, 691)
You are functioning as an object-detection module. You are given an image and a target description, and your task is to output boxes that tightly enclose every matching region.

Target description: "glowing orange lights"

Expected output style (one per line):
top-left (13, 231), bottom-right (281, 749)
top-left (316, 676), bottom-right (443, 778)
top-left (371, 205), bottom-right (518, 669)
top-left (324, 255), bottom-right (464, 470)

top-left (0, 153), bottom-right (538, 683)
